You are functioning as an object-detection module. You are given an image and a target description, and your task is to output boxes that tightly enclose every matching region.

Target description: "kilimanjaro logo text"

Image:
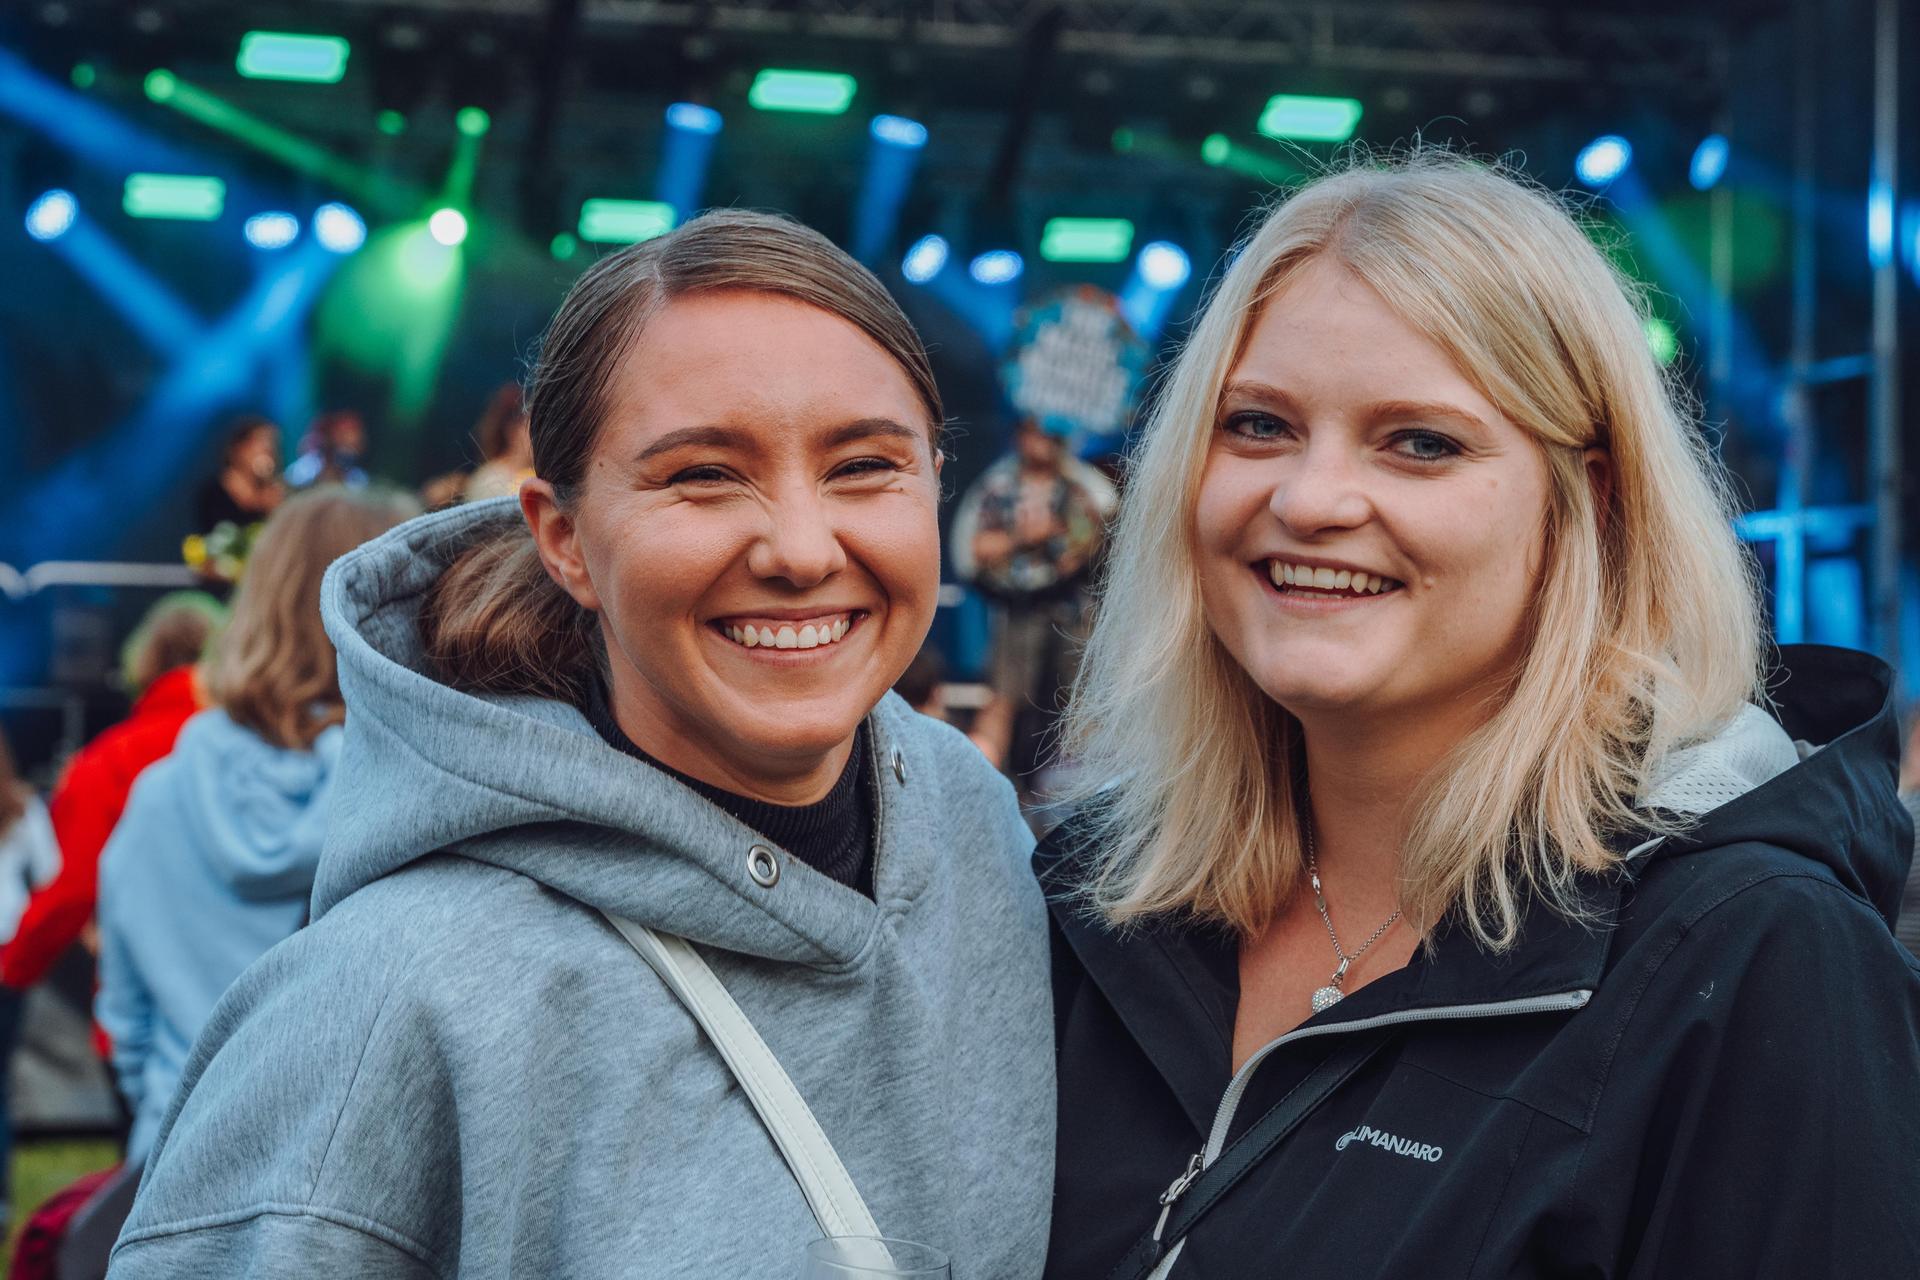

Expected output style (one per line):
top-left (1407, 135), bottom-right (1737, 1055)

top-left (1335, 1124), bottom-right (1444, 1164)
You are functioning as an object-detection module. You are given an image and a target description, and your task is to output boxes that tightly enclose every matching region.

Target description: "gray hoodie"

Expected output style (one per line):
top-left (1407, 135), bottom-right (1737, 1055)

top-left (108, 500), bottom-right (1055, 1280)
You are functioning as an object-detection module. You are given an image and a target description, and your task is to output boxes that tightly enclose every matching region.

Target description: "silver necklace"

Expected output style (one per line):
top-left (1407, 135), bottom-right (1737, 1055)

top-left (1305, 824), bottom-right (1402, 1014)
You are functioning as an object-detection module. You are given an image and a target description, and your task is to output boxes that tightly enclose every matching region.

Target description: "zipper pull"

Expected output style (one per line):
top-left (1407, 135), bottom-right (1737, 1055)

top-left (1151, 1152), bottom-right (1205, 1242)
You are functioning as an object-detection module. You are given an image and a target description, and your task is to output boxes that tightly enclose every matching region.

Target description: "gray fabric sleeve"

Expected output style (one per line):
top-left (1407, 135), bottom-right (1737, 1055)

top-left (109, 1208), bottom-right (439, 1279)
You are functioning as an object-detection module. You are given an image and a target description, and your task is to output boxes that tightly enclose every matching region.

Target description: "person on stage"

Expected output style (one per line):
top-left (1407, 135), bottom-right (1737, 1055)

top-left (108, 211), bottom-right (1052, 1279)
top-left (192, 416), bottom-right (285, 534)
top-left (1039, 154), bottom-right (1920, 1278)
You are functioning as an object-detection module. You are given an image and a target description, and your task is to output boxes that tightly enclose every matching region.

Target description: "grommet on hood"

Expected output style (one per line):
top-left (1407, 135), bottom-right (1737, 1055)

top-left (746, 843), bottom-right (780, 888)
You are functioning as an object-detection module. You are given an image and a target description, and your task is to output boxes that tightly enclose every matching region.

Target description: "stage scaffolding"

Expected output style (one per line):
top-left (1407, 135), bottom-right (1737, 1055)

top-left (259, 0), bottom-right (1729, 86)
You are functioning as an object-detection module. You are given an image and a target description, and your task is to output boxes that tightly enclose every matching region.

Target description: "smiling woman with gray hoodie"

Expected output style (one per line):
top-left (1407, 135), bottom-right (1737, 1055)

top-left (106, 212), bottom-right (1053, 1280)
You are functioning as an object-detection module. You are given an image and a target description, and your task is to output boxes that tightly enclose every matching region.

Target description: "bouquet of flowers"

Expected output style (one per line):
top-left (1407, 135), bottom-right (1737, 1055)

top-left (181, 520), bottom-right (261, 585)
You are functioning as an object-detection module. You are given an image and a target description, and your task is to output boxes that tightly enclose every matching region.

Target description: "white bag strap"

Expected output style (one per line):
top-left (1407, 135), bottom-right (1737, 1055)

top-left (600, 911), bottom-right (888, 1252)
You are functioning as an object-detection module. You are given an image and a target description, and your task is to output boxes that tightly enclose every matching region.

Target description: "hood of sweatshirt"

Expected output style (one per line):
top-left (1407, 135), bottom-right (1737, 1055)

top-left (169, 709), bottom-right (341, 901)
top-left (315, 498), bottom-right (927, 966)
top-left (1643, 644), bottom-right (1911, 928)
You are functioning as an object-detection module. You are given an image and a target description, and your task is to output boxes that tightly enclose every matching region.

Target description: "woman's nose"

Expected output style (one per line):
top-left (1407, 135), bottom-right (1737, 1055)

top-left (1267, 441), bottom-right (1372, 534)
top-left (746, 492), bottom-right (849, 588)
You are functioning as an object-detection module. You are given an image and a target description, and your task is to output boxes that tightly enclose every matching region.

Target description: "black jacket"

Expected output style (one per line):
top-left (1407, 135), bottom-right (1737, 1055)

top-left (1040, 646), bottom-right (1920, 1278)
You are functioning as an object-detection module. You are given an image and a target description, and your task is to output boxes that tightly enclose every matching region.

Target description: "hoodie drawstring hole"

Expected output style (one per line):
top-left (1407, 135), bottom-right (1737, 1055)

top-left (746, 844), bottom-right (780, 888)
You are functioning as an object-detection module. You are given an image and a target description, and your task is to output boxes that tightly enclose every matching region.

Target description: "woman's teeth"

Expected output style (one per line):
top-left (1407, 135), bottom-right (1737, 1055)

top-left (722, 616), bottom-right (853, 650)
top-left (1267, 560), bottom-right (1400, 595)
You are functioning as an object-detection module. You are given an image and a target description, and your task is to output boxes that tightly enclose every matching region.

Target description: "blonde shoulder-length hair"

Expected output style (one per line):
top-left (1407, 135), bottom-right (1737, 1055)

top-left (206, 485), bottom-right (414, 750)
top-left (1063, 152), bottom-right (1763, 950)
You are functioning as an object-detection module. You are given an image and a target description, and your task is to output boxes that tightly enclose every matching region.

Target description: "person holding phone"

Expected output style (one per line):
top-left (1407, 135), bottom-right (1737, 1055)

top-left (108, 211), bottom-right (1052, 1279)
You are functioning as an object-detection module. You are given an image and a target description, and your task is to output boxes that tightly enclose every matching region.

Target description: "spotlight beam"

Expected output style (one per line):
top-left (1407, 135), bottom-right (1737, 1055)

top-left (1199, 134), bottom-right (1302, 185)
top-left (48, 215), bottom-right (208, 358)
top-left (656, 106), bottom-right (722, 222)
top-left (851, 116), bottom-right (925, 265)
top-left (146, 70), bottom-right (421, 218)
top-left (440, 116), bottom-right (487, 208)
top-left (1607, 170), bottom-right (1780, 440)
top-left (0, 48), bottom-right (233, 189)
top-left (8, 242), bottom-right (342, 564)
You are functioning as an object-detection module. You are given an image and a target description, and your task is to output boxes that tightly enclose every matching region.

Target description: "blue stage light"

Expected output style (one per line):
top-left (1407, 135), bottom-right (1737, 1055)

top-left (666, 102), bottom-right (722, 135)
top-left (969, 249), bottom-right (1023, 286)
top-left (870, 115), bottom-right (928, 149)
top-left (1868, 180), bottom-right (1894, 268)
top-left (658, 106), bottom-right (722, 221)
top-left (902, 235), bottom-right (948, 283)
top-left (244, 210), bottom-right (300, 250)
top-left (851, 115), bottom-right (928, 263)
top-left (314, 202), bottom-right (365, 253)
top-left (26, 189), bottom-right (77, 241)
top-left (1689, 135), bottom-right (1729, 191)
top-left (1137, 241), bottom-right (1191, 291)
top-left (1575, 135), bottom-right (1632, 188)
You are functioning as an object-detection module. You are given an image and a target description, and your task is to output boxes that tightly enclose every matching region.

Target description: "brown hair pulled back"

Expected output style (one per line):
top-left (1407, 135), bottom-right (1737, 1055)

top-left (208, 486), bottom-right (415, 750)
top-left (420, 209), bottom-right (944, 703)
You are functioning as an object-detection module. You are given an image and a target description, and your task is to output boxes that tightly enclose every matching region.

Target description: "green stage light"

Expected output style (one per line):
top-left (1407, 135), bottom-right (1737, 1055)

top-left (1645, 317), bottom-right (1679, 366)
top-left (428, 208), bottom-right (469, 246)
top-left (551, 232), bottom-right (579, 261)
top-left (377, 110), bottom-right (407, 136)
top-left (1196, 134), bottom-right (1302, 185)
top-left (71, 63), bottom-right (96, 90)
top-left (317, 222), bottom-right (466, 430)
top-left (441, 111), bottom-right (489, 208)
top-left (237, 32), bottom-right (350, 84)
top-left (145, 71), bottom-right (401, 214)
top-left (1257, 94), bottom-right (1363, 143)
top-left (748, 69), bottom-right (856, 115)
top-left (124, 173), bottom-right (225, 220)
top-left (1039, 217), bottom-right (1135, 264)
top-left (398, 224), bottom-right (460, 288)
top-left (578, 199), bottom-right (676, 244)
top-left (1111, 127), bottom-right (1135, 154)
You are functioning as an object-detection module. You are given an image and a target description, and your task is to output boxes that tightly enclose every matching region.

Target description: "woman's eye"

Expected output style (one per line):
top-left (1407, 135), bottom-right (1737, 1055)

top-left (669, 465), bottom-right (734, 486)
top-left (833, 457), bottom-right (900, 479)
top-left (1390, 430), bottom-right (1462, 461)
top-left (1222, 412), bottom-right (1292, 442)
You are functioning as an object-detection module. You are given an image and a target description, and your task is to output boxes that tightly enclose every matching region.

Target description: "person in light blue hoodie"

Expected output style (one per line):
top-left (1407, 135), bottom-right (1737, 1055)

top-left (96, 487), bottom-right (413, 1163)
top-left (107, 211), bottom-right (1054, 1280)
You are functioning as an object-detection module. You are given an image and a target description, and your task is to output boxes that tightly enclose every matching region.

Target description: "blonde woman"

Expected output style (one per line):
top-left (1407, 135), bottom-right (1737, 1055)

top-left (96, 487), bottom-right (412, 1167)
top-left (1039, 155), bottom-right (1920, 1279)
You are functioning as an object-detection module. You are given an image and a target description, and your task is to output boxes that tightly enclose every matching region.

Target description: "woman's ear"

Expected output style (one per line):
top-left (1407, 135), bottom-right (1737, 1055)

top-left (520, 479), bottom-right (602, 613)
top-left (1584, 447), bottom-right (1614, 526)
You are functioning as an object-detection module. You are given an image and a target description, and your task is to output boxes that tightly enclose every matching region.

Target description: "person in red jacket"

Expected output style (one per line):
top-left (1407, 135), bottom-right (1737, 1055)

top-left (0, 595), bottom-right (222, 993)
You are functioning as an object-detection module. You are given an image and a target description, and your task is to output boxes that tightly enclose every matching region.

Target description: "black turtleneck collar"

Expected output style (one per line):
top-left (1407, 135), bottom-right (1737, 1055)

top-left (582, 672), bottom-right (874, 897)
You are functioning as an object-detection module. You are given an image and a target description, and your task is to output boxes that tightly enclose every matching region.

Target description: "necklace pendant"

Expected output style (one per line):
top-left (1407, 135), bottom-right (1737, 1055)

top-left (1310, 985), bottom-right (1345, 1013)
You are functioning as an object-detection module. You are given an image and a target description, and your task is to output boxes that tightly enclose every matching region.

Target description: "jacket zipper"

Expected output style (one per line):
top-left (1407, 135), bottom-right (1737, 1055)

top-left (1150, 989), bottom-right (1593, 1249)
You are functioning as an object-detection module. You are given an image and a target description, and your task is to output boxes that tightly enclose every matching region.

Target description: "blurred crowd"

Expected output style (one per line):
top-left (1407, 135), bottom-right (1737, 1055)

top-left (184, 389), bottom-right (533, 586)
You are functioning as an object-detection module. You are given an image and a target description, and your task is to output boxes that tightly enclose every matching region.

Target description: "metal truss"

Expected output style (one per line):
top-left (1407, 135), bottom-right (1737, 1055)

top-left (243, 0), bottom-right (1726, 86)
